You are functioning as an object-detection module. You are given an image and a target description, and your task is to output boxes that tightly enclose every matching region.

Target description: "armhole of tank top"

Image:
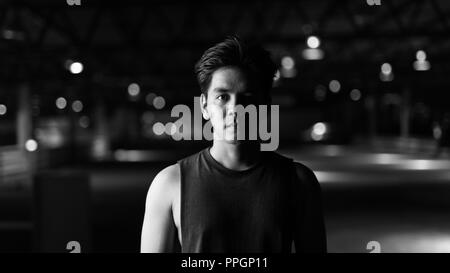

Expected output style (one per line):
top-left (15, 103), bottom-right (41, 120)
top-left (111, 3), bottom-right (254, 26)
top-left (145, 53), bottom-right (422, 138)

top-left (177, 160), bottom-right (184, 252)
top-left (289, 158), bottom-right (304, 252)
top-left (288, 158), bottom-right (300, 252)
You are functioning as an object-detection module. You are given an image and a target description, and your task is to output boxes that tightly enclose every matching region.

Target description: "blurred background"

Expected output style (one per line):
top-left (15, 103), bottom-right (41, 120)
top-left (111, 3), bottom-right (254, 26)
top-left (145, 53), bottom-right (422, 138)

top-left (1, 0), bottom-right (450, 253)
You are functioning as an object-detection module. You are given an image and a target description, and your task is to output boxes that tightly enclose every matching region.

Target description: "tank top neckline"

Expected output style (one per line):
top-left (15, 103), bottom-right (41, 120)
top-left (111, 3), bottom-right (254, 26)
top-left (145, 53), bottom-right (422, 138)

top-left (203, 147), bottom-right (266, 177)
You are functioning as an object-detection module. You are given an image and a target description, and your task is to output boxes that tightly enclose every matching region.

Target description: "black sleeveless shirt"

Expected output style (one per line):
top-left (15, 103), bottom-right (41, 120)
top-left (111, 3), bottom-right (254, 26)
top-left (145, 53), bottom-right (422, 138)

top-left (178, 147), bottom-right (313, 253)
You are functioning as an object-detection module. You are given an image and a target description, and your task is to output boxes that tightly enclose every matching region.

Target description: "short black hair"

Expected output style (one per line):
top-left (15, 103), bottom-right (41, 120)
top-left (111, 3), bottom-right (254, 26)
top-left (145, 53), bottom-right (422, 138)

top-left (195, 36), bottom-right (277, 99)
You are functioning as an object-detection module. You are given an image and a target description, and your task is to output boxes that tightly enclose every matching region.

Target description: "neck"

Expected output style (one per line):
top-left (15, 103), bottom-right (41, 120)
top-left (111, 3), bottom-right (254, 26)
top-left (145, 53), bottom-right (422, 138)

top-left (209, 141), bottom-right (261, 171)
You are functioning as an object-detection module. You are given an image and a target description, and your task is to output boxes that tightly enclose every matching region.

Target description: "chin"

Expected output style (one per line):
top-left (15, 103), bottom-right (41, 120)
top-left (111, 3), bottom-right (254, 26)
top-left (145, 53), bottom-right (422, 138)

top-left (224, 137), bottom-right (250, 145)
top-left (223, 136), bottom-right (239, 144)
top-left (225, 139), bottom-right (242, 144)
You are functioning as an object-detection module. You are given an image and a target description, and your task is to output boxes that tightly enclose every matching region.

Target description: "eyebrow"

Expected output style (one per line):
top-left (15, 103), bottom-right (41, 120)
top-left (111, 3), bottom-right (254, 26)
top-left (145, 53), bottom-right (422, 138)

top-left (212, 87), bottom-right (231, 93)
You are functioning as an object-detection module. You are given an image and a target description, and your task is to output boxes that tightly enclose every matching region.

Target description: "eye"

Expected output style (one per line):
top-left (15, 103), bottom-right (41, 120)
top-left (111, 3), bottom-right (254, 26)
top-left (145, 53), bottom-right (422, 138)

top-left (217, 94), bottom-right (229, 101)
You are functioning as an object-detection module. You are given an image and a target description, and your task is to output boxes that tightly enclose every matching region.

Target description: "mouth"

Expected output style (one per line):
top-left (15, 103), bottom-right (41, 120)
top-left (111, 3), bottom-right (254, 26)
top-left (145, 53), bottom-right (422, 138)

top-left (225, 122), bottom-right (237, 128)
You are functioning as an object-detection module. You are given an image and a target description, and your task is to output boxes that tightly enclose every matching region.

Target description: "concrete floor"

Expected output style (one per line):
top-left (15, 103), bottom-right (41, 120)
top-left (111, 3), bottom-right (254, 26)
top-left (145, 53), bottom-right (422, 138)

top-left (2, 141), bottom-right (450, 253)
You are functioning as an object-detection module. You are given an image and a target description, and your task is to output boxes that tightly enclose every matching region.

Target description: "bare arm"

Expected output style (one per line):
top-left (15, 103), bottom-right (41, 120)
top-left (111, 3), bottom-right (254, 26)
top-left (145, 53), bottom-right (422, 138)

top-left (292, 163), bottom-right (327, 253)
top-left (140, 164), bottom-right (180, 253)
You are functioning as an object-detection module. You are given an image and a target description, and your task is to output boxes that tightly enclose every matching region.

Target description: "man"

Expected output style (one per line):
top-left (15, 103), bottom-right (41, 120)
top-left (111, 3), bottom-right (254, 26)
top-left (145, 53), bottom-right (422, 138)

top-left (140, 36), bottom-right (327, 253)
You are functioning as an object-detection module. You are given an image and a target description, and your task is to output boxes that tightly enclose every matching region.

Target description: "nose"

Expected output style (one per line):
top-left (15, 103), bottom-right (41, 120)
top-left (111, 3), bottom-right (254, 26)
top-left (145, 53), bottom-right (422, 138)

top-left (225, 94), bottom-right (237, 112)
top-left (224, 95), bottom-right (238, 122)
top-left (224, 94), bottom-right (253, 125)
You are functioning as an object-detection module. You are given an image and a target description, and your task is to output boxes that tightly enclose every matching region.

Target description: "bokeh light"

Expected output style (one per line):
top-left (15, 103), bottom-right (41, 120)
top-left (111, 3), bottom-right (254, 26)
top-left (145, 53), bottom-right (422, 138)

top-left (152, 122), bottom-right (165, 135)
top-left (56, 97), bottom-right (67, 109)
top-left (69, 62), bottom-right (83, 74)
top-left (72, 100), bottom-right (83, 113)
top-left (307, 36), bottom-right (320, 49)
top-left (350, 89), bottom-right (362, 101)
top-left (153, 96), bottom-right (166, 109)
top-left (25, 139), bottom-right (38, 152)
top-left (329, 80), bottom-right (341, 93)
top-left (0, 104), bottom-right (7, 115)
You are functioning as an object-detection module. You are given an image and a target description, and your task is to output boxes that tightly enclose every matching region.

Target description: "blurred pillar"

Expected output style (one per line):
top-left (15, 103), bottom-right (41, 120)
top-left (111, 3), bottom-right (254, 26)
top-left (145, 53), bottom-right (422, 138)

top-left (16, 84), bottom-right (37, 178)
top-left (33, 170), bottom-right (92, 252)
top-left (92, 99), bottom-right (111, 160)
top-left (400, 88), bottom-right (411, 138)
top-left (16, 84), bottom-right (32, 150)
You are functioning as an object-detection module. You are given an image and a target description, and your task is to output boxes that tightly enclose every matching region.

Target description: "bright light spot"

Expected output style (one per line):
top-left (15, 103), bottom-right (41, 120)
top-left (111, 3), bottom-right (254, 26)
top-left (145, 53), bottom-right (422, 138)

top-left (273, 70), bottom-right (281, 82)
top-left (413, 60), bottom-right (430, 71)
top-left (405, 159), bottom-right (434, 170)
top-left (307, 36), bottom-right (320, 49)
top-left (72, 100), bottom-right (83, 112)
top-left (329, 80), bottom-right (341, 93)
top-left (56, 97), bottom-right (67, 109)
top-left (302, 48), bottom-right (324, 60)
top-left (381, 63), bottom-right (392, 75)
top-left (0, 104), bottom-right (7, 115)
top-left (70, 62), bottom-right (83, 74)
top-left (152, 122), bottom-right (165, 135)
top-left (25, 139), bottom-right (38, 152)
top-left (313, 122), bottom-right (327, 135)
top-left (281, 56), bottom-right (295, 70)
top-left (92, 137), bottom-right (109, 159)
top-left (79, 116), bottom-right (90, 128)
top-left (128, 83), bottom-right (140, 97)
top-left (381, 232), bottom-right (450, 253)
top-left (165, 122), bottom-right (177, 135)
top-left (380, 64), bottom-right (394, 81)
top-left (416, 50), bottom-right (427, 61)
top-left (146, 93), bottom-right (157, 105)
top-left (153, 96), bottom-right (166, 109)
top-left (394, 159), bottom-right (450, 170)
top-left (311, 122), bottom-right (327, 141)
top-left (350, 89), bottom-right (362, 101)
top-left (280, 57), bottom-right (297, 78)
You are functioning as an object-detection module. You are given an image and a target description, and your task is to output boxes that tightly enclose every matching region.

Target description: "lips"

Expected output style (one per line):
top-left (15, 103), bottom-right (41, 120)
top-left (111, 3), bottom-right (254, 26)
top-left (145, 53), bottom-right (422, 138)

top-left (225, 122), bottom-right (237, 128)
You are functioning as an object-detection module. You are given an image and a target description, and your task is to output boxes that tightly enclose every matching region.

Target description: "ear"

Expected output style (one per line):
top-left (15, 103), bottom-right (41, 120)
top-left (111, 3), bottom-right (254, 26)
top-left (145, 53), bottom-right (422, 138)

top-left (200, 93), bottom-right (210, 120)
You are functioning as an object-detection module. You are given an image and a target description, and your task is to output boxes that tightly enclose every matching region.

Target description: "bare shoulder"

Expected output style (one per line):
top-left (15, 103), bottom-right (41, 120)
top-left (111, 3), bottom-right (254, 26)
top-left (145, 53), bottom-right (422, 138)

top-left (146, 164), bottom-right (180, 205)
top-left (153, 164), bottom-right (180, 186)
top-left (141, 164), bottom-right (181, 253)
top-left (292, 162), bottom-right (321, 191)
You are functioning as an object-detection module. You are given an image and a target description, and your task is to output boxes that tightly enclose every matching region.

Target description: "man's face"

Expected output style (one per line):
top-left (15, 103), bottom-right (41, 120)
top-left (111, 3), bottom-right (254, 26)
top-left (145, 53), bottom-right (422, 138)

top-left (200, 66), bottom-right (268, 144)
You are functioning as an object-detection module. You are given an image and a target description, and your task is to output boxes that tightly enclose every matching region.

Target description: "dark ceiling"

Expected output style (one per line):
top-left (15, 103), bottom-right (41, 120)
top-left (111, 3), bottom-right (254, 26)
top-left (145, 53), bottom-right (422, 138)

top-left (0, 0), bottom-right (449, 106)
